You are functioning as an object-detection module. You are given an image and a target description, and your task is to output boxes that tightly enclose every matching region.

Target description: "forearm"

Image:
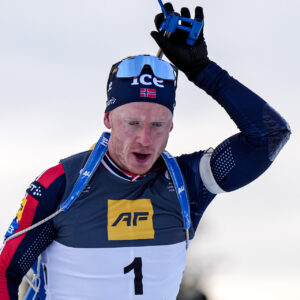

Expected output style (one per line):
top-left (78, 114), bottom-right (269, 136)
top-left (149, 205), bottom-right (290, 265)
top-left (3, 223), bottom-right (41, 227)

top-left (0, 163), bottom-right (66, 299)
top-left (0, 224), bottom-right (55, 300)
top-left (196, 62), bottom-right (291, 193)
top-left (194, 61), bottom-right (291, 159)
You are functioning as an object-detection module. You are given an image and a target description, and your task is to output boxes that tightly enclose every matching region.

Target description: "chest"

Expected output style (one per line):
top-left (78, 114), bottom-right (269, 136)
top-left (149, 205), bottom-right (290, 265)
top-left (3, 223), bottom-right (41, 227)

top-left (54, 169), bottom-right (186, 248)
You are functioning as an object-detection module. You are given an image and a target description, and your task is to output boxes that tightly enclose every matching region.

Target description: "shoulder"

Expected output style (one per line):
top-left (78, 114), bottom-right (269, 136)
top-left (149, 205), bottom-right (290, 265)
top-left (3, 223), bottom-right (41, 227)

top-left (32, 150), bottom-right (91, 192)
top-left (36, 163), bottom-right (65, 189)
top-left (176, 151), bottom-right (205, 172)
top-left (60, 150), bottom-right (91, 174)
top-left (175, 151), bottom-right (205, 195)
top-left (60, 150), bottom-right (92, 165)
top-left (174, 151), bottom-right (217, 230)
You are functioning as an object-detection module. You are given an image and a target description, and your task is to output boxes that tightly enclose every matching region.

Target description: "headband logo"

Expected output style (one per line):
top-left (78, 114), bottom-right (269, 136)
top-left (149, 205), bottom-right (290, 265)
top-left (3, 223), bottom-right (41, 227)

top-left (106, 97), bottom-right (117, 107)
top-left (131, 75), bottom-right (164, 88)
top-left (108, 82), bottom-right (113, 92)
top-left (140, 88), bottom-right (156, 98)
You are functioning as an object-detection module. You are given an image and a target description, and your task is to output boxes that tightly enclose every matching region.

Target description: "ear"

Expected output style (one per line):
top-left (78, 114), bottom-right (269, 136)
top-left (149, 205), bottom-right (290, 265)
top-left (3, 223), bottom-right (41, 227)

top-left (104, 112), bottom-right (112, 129)
top-left (170, 121), bottom-right (174, 132)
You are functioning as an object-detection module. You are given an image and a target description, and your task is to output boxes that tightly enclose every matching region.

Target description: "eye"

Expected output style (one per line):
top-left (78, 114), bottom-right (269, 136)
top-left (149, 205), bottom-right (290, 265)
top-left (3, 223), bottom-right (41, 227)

top-left (128, 121), bottom-right (140, 126)
top-left (152, 122), bottom-right (163, 128)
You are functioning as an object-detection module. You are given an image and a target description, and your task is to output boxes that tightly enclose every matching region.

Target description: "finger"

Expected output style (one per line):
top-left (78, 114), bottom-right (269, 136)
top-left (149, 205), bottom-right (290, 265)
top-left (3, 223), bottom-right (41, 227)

top-left (195, 6), bottom-right (204, 20)
top-left (180, 7), bottom-right (191, 28)
top-left (154, 13), bottom-right (166, 31)
top-left (151, 31), bottom-right (171, 53)
top-left (181, 7), bottom-right (191, 18)
top-left (195, 7), bottom-right (205, 39)
top-left (164, 2), bottom-right (174, 14)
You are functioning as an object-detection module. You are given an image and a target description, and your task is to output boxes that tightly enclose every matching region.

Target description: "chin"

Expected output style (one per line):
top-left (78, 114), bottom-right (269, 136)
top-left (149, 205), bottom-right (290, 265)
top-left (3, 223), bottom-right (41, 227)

top-left (127, 157), bottom-right (156, 175)
top-left (131, 168), bottom-right (150, 175)
top-left (130, 164), bottom-right (152, 175)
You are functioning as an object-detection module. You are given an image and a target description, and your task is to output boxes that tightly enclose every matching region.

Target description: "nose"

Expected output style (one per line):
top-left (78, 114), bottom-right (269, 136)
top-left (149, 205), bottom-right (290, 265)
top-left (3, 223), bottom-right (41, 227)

top-left (137, 125), bottom-right (152, 147)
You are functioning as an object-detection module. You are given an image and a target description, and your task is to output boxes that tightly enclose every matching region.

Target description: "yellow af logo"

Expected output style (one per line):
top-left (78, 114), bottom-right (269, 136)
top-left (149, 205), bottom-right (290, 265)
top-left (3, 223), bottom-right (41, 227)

top-left (107, 199), bottom-right (154, 241)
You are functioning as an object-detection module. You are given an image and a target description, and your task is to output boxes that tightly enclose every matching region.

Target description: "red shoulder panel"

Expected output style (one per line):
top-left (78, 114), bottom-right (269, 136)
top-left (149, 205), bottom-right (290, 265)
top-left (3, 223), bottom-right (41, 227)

top-left (37, 163), bottom-right (65, 189)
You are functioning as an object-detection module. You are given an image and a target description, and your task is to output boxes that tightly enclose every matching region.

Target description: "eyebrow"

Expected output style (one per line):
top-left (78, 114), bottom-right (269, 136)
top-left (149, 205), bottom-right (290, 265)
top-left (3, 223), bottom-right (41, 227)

top-left (124, 118), bottom-right (168, 123)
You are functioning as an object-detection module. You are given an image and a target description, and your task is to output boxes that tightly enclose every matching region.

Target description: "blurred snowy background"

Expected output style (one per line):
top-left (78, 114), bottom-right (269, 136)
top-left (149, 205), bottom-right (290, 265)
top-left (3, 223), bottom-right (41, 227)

top-left (0, 0), bottom-right (299, 299)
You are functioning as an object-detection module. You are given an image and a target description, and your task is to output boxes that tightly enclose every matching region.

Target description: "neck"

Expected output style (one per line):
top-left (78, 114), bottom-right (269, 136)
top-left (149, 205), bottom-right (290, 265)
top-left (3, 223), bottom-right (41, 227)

top-left (101, 152), bottom-right (164, 182)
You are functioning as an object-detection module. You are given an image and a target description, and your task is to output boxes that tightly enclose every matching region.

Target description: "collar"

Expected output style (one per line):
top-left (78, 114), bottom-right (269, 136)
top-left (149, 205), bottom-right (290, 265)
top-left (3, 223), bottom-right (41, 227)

top-left (101, 153), bottom-right (164, 182)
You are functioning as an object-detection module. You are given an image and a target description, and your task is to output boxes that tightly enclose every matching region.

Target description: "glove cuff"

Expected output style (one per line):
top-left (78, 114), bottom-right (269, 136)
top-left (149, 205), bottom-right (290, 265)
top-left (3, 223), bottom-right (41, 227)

top-left (186, 57), bottom-right (211, 82)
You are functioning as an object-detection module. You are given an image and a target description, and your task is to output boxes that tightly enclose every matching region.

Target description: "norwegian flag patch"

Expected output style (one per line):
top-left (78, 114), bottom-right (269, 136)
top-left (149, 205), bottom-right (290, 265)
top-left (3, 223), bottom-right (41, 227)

top-left (140, 88), bottom-right (156, 98)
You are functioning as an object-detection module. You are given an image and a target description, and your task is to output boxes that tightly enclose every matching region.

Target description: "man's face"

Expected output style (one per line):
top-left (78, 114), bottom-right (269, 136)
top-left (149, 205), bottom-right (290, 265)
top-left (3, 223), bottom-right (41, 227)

top-left (104, 102), bottom-right (173, 175)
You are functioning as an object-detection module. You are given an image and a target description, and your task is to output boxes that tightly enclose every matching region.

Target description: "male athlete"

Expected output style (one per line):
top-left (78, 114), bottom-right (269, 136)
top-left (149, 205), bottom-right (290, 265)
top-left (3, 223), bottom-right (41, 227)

top-left (0, 3), bottom-right (290, 300)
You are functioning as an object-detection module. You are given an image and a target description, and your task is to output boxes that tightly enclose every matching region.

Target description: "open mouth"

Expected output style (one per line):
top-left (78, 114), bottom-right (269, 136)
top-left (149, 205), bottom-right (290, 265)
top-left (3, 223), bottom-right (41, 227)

top-left (133, 152), bottom-right (150, 161)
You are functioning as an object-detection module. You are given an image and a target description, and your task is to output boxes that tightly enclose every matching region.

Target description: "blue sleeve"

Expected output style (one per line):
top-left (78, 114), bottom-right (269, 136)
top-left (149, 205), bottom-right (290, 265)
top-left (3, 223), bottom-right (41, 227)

top-left (194, 61), bottom-right (291, 192)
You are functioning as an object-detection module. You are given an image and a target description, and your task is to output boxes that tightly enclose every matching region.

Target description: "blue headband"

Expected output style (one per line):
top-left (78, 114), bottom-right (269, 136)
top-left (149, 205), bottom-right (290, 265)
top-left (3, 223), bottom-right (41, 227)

top-left (105, 56), bottom-right (177, 114)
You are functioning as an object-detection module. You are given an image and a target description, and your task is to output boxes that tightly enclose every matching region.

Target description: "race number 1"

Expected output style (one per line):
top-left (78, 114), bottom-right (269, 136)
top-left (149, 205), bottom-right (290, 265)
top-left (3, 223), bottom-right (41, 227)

top-left (124, 257), bottom-right (143, 295)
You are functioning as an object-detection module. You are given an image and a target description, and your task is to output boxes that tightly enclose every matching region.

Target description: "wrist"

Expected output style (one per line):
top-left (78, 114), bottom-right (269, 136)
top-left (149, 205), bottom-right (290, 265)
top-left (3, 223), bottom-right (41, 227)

top-left (186, 57), bottom-right (211, 82)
